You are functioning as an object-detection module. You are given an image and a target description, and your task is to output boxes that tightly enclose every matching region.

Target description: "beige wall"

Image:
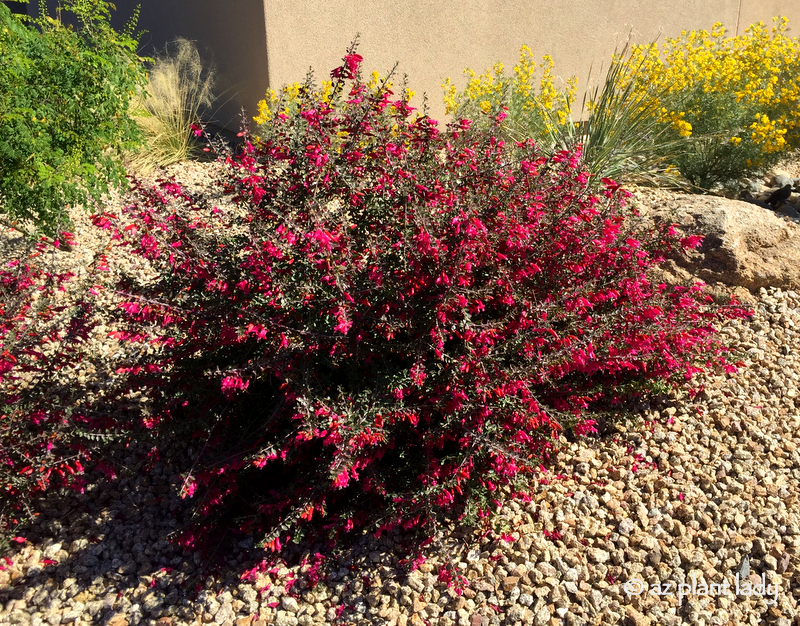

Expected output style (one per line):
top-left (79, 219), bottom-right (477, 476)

top-left (33, 0), bottom-right (800, 131)
top-left (262, 0), bottom-right (800, 124)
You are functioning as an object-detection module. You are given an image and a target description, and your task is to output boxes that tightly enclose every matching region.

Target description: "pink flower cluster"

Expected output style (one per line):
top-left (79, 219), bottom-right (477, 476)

top-left (0, 239), bottom-right (98, 537)
top-left (2, 47), bottom-right (749, 554)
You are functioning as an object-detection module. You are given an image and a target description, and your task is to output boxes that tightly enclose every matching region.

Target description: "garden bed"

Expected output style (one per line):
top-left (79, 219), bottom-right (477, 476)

top-left (1, 161), bottom-right (799, 626)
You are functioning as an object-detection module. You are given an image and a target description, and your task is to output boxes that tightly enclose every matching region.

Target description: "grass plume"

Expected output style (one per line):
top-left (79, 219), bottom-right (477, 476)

top-left (127, 37), bottom-right (215, 174)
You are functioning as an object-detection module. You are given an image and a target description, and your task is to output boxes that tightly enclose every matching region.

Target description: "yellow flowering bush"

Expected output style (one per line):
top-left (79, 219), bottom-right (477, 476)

top-left (621, 18), bottom-right (800, 189)
top-left (443, 47), bottom-right (576, 143)
top-left (444, 45), bottom-right (683, 186)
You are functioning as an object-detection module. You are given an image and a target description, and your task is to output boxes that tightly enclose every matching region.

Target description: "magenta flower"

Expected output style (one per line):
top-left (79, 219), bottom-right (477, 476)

top-left (220, 375), bottom-right (250, 399)
top-left (331, 53), bottom-right (363, 80)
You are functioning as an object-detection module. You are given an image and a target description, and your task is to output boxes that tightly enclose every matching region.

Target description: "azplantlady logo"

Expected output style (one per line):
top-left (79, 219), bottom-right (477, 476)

top-left (624, 573), bottom-right (780, 606)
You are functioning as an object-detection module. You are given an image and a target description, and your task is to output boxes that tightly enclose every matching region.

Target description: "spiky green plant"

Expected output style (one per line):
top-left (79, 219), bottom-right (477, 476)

top-left (533, 48), bottom-right (688, 187)
top-left (127, 37), bottom-right (215, 173)
top-left (445, 43), bottom-right (687, 188)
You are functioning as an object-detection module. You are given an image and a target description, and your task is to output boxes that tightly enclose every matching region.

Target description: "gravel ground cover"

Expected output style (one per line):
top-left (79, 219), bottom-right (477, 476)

top-left (1, 162), bottom-right (799, 626)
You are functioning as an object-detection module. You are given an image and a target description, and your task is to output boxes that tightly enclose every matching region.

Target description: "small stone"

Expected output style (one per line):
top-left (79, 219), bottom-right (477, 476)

top-left (43, 543), bottom-right (62, 558)
top-left (506, 605), bottom-right (528, 622)
top-left (778, 552), bottom-right (791, 573)
top-left (106, 617), bottom-right (130, 626)
top-left (533, 605), bottom-right (551, 626)
top-left (274, 611), bottom-right (298, 626)
top-left (281, 597), bottom-right (299, 613)
top-left (737, 555), bottom-right (751, 579)
top-left (502, 575), bottom-right (520, 592)
top-left (518, 593), bottom-right (534, 607)
top-left (61, 610), bottom-right (81, 624)
top-left (215, 603), bottom-right (234, 624)
top-left (407, 572), bottom-right (425, 592)
top-left (588, 548), bottom-right (610, 563)
top-left (625, 605), bottom-right (651, 626)
top-left (536, 562), bottom-right (558, 578)
top-left (618, 518), bottom-right (635, 536)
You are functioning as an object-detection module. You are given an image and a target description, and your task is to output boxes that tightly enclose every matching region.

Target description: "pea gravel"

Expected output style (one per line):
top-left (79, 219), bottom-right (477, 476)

top-left (1, 162), bottom-right (799, 626)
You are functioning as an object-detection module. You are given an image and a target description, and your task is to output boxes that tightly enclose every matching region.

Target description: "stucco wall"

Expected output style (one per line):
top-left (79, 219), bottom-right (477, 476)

top-left (262, 0), bottom-right (800, 124)
top-left (29, 0), bottom-right (800, 130)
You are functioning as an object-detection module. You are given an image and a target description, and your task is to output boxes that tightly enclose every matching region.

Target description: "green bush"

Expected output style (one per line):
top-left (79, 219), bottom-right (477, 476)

top-left (0, 0), bottom-right (147, 237)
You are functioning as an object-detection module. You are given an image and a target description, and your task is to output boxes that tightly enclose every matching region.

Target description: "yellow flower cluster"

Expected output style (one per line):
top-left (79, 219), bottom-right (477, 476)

top-left (254, 88), bottom-right (279, 126)
top-left (442, 61), bottom-right (506, 116)
top-left (750, 113), bottom-right (787, 152)
top-left (621, 17), bottom-right (800, 161)
top-left (442, 46), bottom-right (576, 126)
top-left (254, 82), bottom-right (303, 126)
top-left (661, 109), bottom-right (692, 138)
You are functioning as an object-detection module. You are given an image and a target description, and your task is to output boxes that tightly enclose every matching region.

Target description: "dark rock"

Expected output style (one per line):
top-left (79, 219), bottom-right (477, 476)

top-left (767, 184), bottom-right (793, 207)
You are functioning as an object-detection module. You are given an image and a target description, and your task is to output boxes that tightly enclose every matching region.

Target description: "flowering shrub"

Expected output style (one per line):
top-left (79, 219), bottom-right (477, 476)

top-left (0, 236), bottom-right (94, 551)
top-left (620, 18), bottom-right (800, 189)
top-left (95, 48), bottom-right (748, 551)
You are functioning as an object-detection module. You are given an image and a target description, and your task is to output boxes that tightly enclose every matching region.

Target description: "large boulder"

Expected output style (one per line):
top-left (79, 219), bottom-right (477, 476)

top-left (631, 191), bottom-right (800, 293)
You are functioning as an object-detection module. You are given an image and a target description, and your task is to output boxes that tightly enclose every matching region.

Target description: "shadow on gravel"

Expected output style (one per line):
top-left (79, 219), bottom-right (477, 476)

top-left (0, 433), bottom-right (461, 626)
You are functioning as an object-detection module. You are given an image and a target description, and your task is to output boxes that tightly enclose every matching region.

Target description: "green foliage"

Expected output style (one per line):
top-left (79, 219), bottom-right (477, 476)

top-left (127, 37), bottom-right (216, 174)
top-left (0, 0), bottom-right (147, 236)
top-left (443, 46), bottom-right (684, 187)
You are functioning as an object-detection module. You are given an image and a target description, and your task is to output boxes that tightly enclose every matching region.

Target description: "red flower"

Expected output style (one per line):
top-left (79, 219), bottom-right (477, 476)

top-left (331, 53), bottom-right (363, 80)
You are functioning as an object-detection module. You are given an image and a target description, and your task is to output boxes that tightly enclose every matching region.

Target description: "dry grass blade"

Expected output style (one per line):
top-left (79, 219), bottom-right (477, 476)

top-left (127, 38), bottom-right (215, 174)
